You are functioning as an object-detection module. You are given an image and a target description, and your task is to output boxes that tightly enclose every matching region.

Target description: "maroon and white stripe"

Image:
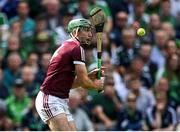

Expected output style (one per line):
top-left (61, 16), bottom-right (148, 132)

top-left (43, 94), bottom-right (53, 117)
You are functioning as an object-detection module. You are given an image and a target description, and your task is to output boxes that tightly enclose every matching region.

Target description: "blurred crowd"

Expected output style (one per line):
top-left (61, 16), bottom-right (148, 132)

top-left (0, 0), bottom-right (180, 131)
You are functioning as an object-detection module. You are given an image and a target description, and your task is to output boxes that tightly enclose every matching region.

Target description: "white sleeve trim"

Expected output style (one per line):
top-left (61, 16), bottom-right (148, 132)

top-left (73, 61), bottom-right (85, 65)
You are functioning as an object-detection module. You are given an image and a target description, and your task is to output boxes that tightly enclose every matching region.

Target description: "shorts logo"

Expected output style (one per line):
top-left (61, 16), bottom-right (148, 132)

top-left (52, 107), bottom-right (58, 112)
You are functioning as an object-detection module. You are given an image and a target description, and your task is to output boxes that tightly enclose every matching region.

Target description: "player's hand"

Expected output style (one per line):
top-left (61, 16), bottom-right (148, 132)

top-left (88, 67), bottom-right (106, 80)
top-left (94, 77), bottom-right (105, 91)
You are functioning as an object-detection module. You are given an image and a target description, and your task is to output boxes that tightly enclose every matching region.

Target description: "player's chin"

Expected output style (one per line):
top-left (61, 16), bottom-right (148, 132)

top-left (85, 39), bottom-right (92, 45)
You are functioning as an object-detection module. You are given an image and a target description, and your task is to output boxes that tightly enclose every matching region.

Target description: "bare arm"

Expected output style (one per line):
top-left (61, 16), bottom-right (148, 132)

top-left (73, 64), bottom-right (103, 90)
top-left (93, 106), bottom-right (113, 128)
top-left (72, 68), bottom-right (101, 88)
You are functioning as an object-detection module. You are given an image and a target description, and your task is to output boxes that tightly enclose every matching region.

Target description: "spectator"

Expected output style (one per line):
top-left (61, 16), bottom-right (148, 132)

top-left (92, 77), bottom-right (121, 130)
top-left (34, 15), bottom-right (48, 34)
top-left (26, 52), bottom-right (39, 74)
top-left (21, 65), bottom-right (40, 97)
top-left (110, 11), bottom-right (128, 48)
top-left (74, 0), bottom-right (90, 19)
top-left (76, 88), bottom-right (94, 119)
top-left (33, 15), bottom-right (55, 51)
top-left (106, 0), bottom-right (129, 20)
top-left (84, 45), bottom-right (96, 67)
top-left (34, 31), bottom-right (52, 55)
top-left (145, 0), bottom-right (161, 14)
top-left (4, 35), bottom-right (20, 60)
top-left (145, 92), bottom-right (177, 131)
top-left (161, 22), bottom-right (176, 40)
top-left (162, 53), bottom-right (179, 88)
top-left (35, 52), bottom-right (52, 85)
top-left (21, 94), bottom-right (48, 131)
top-left (115, 27), bottom-right (139, 68)
top-left (147, 13), bottom-right (161, 44)
top-left (0, 15), bottom-right (9, 63)
top-left (102, 33), bottom-right (112, 57)
top-left (175, 11), bottom-right (180, 40)
top-left (69, 89), bottom-right (94, 131)
top-left (125, 76), bottom-right (155, 115)
top-left (177, 106), bottom-right (180, 130)
top-left (160, 0), bottom-right (176, 25)
top-left (0, 68), bottom-right (9, 99)
top-left (0, 99), bottom-right (14, 130)
top-left (1, 0), bottom-right (19, 19)
top-left (139, 43), bottom-right (158, 87)
top-left (128, 56), bottom-right (153, 89)
top-left (128, 0), bottom-right (150, 28)
top-left (165, 39), bottom-right (177, 58)
top-left (2, 52), bottom-right (21, 91)
top-left (9, 20), bottom-right (21, 36)
top-left (9, 1), bottom-right (35, 36)
top-left (150, 30), bottom-right (168, 82)
top-left (42, 0), bottom-right (62, 30)
top-left (6, 78), bottom-right (30, 129)
top-left (154, 77), bottom-right (169, 94)
top-left (170, 0), bottom-right (180, 17)
top-left (155, 77), bottom-right (180, 110)
top-left (26, 0), bottom-right (43, 18)
top-left (171, 83), bottom-right (180, 111)
top-left (54, 12), bottom-right (73, 46)
top-left (9, 1), bottom-right (35, 55)
top-left (116, 92), bottom-right (143, 131)
top-left (3, 35), bottom-right (27, 62)
top-left (162, 54), bottom-right (180, 108)
top-left (60, 0), bottom-right (75, 16)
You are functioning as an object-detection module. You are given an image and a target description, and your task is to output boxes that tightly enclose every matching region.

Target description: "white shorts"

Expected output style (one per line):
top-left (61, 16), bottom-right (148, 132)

top-left (35, 91), bottom-right (74, 123)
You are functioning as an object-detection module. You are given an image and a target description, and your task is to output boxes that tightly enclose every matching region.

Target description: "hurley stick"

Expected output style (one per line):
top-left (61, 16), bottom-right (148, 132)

top-left (90, 7), bottom-right (106, 92)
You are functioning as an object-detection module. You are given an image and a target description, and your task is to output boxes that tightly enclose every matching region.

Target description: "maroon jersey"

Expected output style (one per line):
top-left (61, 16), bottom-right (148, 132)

top-left (41, 38), bottom-right (85, 98)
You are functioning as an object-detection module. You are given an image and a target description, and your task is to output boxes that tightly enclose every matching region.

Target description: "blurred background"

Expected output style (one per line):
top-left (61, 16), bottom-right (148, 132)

top-left (0, 0), bottom-right (180, 131)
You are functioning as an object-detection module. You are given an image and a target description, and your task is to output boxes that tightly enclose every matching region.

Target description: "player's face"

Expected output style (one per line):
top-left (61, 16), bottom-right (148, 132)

top-left (78, 27), bottom-right (93, 45)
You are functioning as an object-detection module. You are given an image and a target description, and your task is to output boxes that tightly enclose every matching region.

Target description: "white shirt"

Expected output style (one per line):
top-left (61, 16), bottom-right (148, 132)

top-left (150, 46), bottom-right (165, 70)
top-left (171, 0), bottom-right (180, 17)
top-left (54, 26), bottom-right (69, 45)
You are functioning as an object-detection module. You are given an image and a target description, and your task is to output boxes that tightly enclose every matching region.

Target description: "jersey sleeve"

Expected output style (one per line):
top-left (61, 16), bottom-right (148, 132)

top-left (72, 45), bottom-right (85, 65)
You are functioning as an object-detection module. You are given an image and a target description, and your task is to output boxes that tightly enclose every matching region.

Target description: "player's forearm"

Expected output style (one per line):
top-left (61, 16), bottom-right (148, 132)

top-left (72, 76), bottom-right (97, 89)
top-left (80, 76), bottom-right (99, 90)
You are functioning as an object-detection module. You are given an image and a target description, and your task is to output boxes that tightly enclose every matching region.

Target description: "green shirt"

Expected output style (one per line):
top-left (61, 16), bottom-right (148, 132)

top-left (6, 95), bottom-right (30, 124)
top-left (163, 70), bottom-right (180, 101)
top-left (163, 70), bottom-right (179, 88)
top-left (92, 94), bottom-right (119, 120)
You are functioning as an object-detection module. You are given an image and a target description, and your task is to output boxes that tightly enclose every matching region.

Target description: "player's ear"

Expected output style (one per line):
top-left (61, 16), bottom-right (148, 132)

top-left (71, 29), bottom-right (76, 37)
top-left (77, 27), bottom-right (81, 32)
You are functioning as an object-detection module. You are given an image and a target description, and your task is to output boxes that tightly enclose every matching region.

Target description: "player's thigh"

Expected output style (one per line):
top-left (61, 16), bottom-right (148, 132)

top-left (47, 113), bottom-right (71, 131)
top-left (69, 121), bottom-right (77, 131)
